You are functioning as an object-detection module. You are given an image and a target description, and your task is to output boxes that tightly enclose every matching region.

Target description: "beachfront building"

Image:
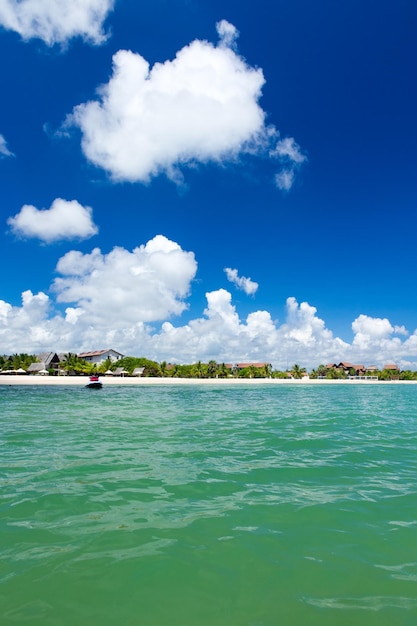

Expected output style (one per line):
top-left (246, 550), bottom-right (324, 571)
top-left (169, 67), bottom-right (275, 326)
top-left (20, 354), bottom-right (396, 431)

top-left (326, 362), bottom-right (367, 376)
top-left (382, 363), bottom-right (400, 380)
top-left (383, 364), bottom-right (400, 372)
top-left (326, 362), bottom-right (351, 374)
top-left (27, 352), bottom-right (63, 375)
top-left (322, 361), bottom-right (401, 380)
top-left (77, 349), bottom-right (124, 366)
top-left (235, 362), bottom-right (272, 377)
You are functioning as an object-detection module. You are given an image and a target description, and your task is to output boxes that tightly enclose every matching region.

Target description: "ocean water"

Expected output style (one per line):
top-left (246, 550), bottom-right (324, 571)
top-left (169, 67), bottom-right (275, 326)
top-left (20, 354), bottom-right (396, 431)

top-left (1, 383), bottom-right (417, 626)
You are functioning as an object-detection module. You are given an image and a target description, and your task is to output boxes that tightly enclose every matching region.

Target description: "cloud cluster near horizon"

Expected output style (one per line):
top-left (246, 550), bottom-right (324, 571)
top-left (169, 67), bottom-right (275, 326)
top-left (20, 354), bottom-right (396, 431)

top-left (65, 20), bottom-right (306, 189)
top-left (0, 234), bottom-right (416, 369)
top-left (0, 0), bottom-right (114, 46)
top-left (7, 198), bottom-right (98, 243)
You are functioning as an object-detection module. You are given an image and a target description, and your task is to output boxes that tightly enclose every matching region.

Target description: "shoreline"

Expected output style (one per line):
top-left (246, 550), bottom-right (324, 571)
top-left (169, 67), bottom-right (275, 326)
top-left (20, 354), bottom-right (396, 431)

top-left (0, 375), bottom-right (415, 386)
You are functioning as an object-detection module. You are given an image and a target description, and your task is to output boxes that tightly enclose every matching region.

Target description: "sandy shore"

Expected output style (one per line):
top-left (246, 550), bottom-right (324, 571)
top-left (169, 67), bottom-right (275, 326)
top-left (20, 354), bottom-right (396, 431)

top-left (0, 374), bottom-right (414, 386)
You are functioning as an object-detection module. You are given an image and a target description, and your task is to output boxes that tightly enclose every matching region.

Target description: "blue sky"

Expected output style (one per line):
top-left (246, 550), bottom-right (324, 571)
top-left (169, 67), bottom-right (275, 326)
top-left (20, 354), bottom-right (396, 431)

top-left (0, 0), bottom-right (416, 369)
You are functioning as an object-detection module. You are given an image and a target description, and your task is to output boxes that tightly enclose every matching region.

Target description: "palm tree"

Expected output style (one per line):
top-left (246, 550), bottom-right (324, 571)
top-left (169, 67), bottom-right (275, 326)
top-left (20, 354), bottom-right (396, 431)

top-left (261, 363), bottom-right (272, 378)
top-left (99, 357), bottom-right (113, 373)
top-left (290, 364), bottom-right (305, 379)
top-left (218, 363), bottom-right (230, 378)
top-left (326, 367), bottom-right (344, 379)
top-left (62, 352), bottom-right (85, 375)
top-left (11, 353), bottom-right (21, 370)
top-left (192, 361), bottom-right (204, 378)
top-left (316, 364), bottom-right (327, 378)
top-left (207, 360), bottom-right (218, 378)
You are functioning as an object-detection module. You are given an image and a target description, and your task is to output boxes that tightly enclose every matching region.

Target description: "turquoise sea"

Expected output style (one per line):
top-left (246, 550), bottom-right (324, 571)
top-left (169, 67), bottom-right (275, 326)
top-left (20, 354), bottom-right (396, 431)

top-left (1, 383), bottom-right (417, 626)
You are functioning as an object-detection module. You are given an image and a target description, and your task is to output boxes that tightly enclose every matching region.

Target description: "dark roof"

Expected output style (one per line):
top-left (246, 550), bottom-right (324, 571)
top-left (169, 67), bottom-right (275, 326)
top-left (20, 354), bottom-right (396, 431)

top-left (37, 352), bottom-right (60, 366)
top-left (28, 362), bottom-right (46, 372)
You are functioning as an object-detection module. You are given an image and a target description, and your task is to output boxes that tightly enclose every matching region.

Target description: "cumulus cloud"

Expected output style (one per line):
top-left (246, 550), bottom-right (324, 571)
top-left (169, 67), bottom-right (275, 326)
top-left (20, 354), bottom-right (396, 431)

top-left (224, 267), bottom-right (258, 295)
top-left (0, 290), bottom-right (57, 350)
top-left (349, 313), bottom-right (409, 363)
top-left (0, 0), bottom-right (114, 46)
top-left (7, 198), bottom-right (98, 243)
top-left (352, 314), bottom-right (408, 341)
top-left (65, 20), bottom-right (306, 188)
top-left (53, 235), bottom-right (198, 324)
top-left (105, 300), bottom-right (417, 368)
top-left (2, 235), bottom-right (417, 367)
top-left (0, 133), bottom-right (14, 157)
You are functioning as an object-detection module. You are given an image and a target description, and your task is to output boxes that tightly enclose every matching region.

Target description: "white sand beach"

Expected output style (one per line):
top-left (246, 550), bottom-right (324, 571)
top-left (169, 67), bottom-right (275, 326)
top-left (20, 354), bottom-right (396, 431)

top-left (0, 374), bottom-right (414, 386)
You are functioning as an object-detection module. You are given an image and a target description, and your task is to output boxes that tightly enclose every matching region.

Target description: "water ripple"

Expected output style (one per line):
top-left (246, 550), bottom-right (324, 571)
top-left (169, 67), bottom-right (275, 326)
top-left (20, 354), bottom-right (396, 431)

top-left (2, 384), bottom-right (417, 625)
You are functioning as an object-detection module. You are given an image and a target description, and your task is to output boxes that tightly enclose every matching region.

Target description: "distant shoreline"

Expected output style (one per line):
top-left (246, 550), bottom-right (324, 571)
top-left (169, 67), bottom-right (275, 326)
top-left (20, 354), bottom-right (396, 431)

top-left (0, 375), bottom-right (415, 386)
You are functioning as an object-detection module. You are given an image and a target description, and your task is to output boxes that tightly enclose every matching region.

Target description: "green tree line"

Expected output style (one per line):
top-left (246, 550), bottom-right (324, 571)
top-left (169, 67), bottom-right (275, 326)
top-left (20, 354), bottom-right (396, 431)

top-left (1, 354), bottom-right (417, 380)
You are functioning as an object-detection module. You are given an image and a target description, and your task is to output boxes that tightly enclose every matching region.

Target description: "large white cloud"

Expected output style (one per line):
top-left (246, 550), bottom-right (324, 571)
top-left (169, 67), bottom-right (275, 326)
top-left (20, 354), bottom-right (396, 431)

top-left (0, 0), bottom-right (114, 46)
top-left (7, 198), bottom-right (98, 243)
top-left (65, 20), bottom-right (306, 188)
top-left (1, 236), bottom-right (417, 368)
top-left (53, 235), bottom-right (198, 325)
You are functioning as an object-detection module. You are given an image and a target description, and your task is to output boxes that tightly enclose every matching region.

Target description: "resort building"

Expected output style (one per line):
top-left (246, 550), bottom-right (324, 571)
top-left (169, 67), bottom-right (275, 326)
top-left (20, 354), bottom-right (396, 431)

top-left (77, 349), bottom-right (124, 365)
top-left (27, 352), bottom-right (63, 374)
top-left (383, 364), bottom-right (400, 371)
top-left (326, 362), bottom-right (366, 376)
top-left (382, 364), bottom-right (400, 380)
top-left (235, 362), bottom-right (272, 371)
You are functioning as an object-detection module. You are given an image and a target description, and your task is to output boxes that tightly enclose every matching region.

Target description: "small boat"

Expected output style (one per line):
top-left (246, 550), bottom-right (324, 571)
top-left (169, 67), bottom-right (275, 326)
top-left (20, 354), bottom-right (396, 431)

top-left (86, 375), bottom-right (103, 389)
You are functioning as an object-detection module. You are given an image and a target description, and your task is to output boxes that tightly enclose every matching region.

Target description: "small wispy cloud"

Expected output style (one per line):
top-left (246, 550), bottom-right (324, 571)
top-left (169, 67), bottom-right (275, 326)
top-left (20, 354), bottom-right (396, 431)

top-left (271, 137), bottom-right (307, 191)
top-left (0, 133), bottom-right (14, 158)
top-left (224, 267), bottom-right (258, 295)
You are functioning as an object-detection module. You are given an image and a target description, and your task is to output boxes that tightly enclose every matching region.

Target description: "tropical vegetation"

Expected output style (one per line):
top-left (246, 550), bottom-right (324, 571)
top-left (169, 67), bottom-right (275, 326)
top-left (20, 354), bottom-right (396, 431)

top-left (1, 353), bottom-right (416, 380)
top-left (0, 353), bottom-right (37, 371)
